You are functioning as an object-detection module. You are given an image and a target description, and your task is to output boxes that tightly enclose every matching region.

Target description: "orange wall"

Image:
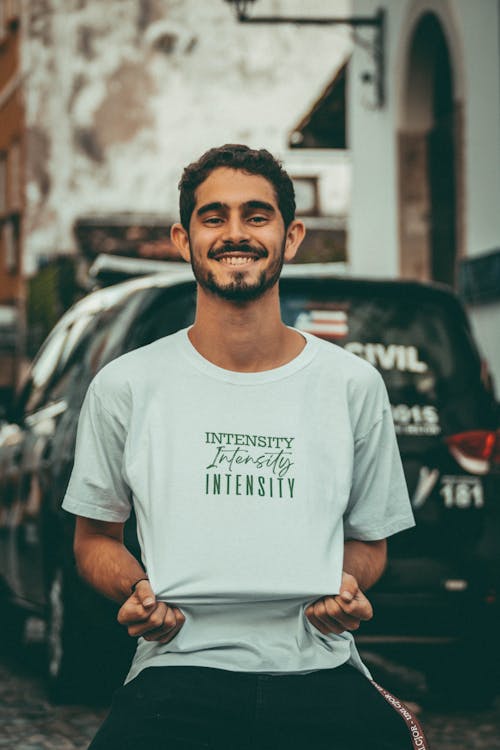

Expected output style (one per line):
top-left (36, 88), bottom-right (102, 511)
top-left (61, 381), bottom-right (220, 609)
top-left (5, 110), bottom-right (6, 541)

top-left (0, 20), bottom-right (24, 306)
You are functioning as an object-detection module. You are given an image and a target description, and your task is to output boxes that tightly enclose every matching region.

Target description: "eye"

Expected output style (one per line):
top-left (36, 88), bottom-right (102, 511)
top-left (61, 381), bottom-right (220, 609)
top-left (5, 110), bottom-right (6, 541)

top-left (247, 215), bottom-right (268, 224)
top-left (203, 216), bottom-right (224, 225)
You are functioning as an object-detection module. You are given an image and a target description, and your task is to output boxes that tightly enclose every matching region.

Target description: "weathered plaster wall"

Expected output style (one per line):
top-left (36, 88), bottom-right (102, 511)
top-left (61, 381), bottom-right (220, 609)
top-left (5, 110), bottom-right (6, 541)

top-left (22, 0), bottom-right (352, 272)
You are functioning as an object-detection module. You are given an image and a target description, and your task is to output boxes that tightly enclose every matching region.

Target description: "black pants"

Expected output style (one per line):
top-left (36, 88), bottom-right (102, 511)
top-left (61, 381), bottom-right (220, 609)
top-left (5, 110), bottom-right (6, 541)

top-left (89, 664), bottom-right (429, 750)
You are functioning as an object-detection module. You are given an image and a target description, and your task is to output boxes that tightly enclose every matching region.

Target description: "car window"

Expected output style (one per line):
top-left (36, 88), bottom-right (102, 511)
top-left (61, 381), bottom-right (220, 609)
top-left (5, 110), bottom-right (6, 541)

top-left (110, 282), bottom-right (197, 356)
top-left (21, 314), bottom-right (96, 415)
top-left (25, 294), bottom-right (143, 415)
top-left (280, 282), bottom-right (490, 435)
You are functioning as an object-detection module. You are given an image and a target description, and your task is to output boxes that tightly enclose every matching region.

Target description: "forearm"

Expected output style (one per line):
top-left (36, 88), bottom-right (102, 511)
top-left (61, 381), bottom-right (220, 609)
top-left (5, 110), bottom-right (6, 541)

top-left (343, 539), bottom-right (387, 591)
top-left (74, 520), bottom-right (146, 604)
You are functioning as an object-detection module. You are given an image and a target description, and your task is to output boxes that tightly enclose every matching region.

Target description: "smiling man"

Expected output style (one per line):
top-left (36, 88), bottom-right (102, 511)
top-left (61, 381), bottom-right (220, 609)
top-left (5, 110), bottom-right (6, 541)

top-left (64, 145), bottom-right (426, 750)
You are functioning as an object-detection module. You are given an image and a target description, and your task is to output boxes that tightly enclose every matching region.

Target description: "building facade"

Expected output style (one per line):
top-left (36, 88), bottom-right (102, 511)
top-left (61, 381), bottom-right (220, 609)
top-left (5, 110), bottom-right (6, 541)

top-left (349, 0), bottom-right (500, 382)
top-left (0, 0), bottom-right (353, 395)
top-left (22, 0), bottom-right (352, 270)
top-left (0, 0), bottom-right (23, 402)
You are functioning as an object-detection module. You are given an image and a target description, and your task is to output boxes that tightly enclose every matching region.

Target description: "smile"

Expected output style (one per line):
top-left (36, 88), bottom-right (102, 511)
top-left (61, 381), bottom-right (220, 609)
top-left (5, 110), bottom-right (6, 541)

top-left (216, 254), bottom-right (260, 266)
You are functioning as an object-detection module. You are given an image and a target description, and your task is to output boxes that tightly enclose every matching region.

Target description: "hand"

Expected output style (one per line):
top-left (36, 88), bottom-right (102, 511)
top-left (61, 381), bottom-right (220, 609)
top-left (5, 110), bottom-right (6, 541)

top-left (305, 571), bottom-right (373, 635)
top-left (117, 579), bottom-right (185, 644)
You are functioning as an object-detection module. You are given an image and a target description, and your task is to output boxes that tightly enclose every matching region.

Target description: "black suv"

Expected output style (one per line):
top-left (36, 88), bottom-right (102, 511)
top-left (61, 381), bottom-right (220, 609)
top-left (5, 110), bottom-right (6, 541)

top-left (0, 266), bottom-right (498, 704)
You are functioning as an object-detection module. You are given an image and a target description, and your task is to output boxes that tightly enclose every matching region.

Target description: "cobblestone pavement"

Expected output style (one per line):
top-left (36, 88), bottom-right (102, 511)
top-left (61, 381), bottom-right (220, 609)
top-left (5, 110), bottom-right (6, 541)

top-left (0, 652), bottom-right (106, 750)
top-left (1, 644), bottom-right (499, 749)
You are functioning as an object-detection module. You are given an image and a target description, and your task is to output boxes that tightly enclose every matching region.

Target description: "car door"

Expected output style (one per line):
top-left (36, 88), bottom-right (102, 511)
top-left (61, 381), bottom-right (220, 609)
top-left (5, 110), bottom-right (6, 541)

top-left (0, 310), bottom-right (102, 610)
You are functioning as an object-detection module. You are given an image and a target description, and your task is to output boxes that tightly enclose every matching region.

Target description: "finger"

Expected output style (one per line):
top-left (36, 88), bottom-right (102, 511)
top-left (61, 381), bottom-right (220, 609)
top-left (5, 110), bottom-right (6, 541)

top-left (143, 608), bottom-right (185, 643)
top-left (334, 592), bottom-right (373, 622)
top-left (305, 598), bottom-right (360, 634)
top-left (127, 602), bottom-right (169, 637)
top-left (339, 572), bottom-right (359, 604)
top-left (324, 598), bottom-right (363, 630)
top-left (311, 597), bottom-right (361, 632)
top-left (306, 611), bottom-right (335, 635)
top-left (305, 601), bottom-right (340, 634)
top-left (339, 589), bottom-right (354, 604)
top-left (117, 601), bottom-right (149, 626)
top-left (128, 605), bottom-right (184, 639)
top-left (117, 598), bottom-right (155, 626)
top-left (145, 620), bottom-right (181, 643)
top-left (134, 579), bottom-right (156, 609)
top-left (308, 611), bottom-right (346, 635)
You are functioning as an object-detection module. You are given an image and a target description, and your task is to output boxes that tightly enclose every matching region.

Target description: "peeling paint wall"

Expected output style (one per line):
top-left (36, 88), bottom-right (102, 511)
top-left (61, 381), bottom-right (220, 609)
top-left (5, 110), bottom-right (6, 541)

top-left (21, 0), bottom-right (352, 272)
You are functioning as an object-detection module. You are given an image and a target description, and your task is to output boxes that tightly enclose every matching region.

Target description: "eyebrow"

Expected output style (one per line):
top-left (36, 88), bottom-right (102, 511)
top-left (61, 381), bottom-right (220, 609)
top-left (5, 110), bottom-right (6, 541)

top-left (243, 200), bottom-right (276, 213)
top-left (196, 200), bottom-right (276, 217)
top-left (196, 202), bottom-right (227, 217)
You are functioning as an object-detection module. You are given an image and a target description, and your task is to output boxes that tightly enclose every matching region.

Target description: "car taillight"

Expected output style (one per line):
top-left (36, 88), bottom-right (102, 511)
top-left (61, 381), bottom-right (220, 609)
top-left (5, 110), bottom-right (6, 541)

top-left (445, 430), bottom-right (500, 475)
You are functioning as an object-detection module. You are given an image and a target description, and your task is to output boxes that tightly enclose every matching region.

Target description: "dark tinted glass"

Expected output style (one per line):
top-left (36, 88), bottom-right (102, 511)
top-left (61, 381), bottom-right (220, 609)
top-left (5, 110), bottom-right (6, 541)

top-left (22, 315), bottom-right (97, 414)
top-left (280, 280), bottom-right (493, 435)
top-left (115, 283), bottom-right (197, 355)
top-left (38, 295), bottom-right (146, 411)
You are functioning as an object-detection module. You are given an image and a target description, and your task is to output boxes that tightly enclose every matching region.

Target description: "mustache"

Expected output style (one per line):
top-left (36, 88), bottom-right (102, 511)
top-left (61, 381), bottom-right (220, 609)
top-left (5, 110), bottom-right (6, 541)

top-left (208, 243), bottom-right (268, 260)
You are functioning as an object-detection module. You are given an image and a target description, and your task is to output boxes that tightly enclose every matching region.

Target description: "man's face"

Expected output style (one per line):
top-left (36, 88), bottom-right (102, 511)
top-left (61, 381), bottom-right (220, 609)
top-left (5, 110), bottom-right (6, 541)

top-left (185, 168), bottom-right (289, 302)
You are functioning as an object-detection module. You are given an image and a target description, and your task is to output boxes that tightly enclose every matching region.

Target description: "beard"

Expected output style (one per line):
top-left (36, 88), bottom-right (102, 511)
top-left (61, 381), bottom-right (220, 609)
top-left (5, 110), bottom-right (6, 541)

top-left (189, 240), bottom-right (286, 302)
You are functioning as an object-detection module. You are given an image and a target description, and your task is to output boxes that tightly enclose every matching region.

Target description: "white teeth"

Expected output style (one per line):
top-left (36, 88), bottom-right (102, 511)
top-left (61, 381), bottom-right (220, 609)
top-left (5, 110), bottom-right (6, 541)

top-left (219, 256), bottom-right (256, 266)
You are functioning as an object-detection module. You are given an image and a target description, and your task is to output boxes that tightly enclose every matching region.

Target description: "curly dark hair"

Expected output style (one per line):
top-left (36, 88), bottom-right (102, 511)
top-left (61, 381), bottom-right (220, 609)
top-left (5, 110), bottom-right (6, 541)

top-left (178, 144), bottom-right (296, 231)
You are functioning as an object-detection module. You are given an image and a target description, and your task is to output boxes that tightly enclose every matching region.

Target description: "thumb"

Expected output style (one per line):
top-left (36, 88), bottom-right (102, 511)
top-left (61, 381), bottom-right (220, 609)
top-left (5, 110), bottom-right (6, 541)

top-left (339, 571), bottom-right (358, 603)
top-left (134, 579), bottom-right (156, 608)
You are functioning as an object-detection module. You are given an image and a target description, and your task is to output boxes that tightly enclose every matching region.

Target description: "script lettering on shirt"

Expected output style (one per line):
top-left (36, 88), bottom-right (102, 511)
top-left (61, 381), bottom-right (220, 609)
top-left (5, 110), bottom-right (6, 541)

top-left (206, 446), bottom-right (293, 478)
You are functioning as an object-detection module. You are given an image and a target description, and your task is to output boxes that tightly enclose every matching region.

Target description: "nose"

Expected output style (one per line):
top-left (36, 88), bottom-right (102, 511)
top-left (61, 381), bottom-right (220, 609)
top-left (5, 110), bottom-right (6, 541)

top-left (220, 214), bottom-right (250, 244)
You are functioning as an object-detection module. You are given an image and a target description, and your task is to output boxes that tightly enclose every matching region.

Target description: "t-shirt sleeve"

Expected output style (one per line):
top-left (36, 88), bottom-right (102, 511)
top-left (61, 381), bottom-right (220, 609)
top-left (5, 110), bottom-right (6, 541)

top-left (62, 382), bottom-right (132, 522)
top-left (343, 387), bottom-right (415, 541)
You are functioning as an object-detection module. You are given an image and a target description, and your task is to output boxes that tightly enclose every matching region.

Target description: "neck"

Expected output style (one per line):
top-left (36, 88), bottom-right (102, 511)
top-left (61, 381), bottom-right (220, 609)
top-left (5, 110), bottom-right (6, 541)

top-left (188, 284), bottom-right (305, 372)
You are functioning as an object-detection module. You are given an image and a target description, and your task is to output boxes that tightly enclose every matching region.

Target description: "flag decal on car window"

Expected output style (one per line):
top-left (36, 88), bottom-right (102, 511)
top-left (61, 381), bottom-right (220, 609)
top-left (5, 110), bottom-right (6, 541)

top-left (295, 309), bottom-right (348, 340)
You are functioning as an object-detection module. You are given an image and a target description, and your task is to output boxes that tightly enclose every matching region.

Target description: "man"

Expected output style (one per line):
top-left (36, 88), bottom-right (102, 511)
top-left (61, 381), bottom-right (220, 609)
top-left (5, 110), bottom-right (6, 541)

top-left (63, 145), bottom-right (427, 749)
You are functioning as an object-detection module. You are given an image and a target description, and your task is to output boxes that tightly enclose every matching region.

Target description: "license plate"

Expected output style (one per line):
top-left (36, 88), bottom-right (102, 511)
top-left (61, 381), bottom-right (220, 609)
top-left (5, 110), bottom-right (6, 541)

top-left (440, 475), bottom-right (484, 509)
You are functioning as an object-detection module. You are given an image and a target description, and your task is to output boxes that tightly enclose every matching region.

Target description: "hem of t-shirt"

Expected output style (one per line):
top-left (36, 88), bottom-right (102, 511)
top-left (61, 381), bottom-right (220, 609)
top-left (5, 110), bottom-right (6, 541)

top-left (175, 327), bottom-right (320, 384)
top-left (124, 650), bottom-right (354, 685)
top-left (344, 514), bottom-right (415, 541)
top-left (62, 493), bottom-right (130, 523)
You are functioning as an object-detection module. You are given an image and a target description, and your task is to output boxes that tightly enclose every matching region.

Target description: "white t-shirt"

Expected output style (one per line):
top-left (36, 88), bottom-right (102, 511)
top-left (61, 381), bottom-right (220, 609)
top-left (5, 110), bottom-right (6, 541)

top-left (63, 328), bottom-right (414, 683)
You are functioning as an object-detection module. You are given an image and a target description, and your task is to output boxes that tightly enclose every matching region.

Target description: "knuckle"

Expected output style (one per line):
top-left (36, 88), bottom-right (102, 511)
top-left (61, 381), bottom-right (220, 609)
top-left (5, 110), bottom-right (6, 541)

top-left (314, 602), bottom-right (326, 618)
top-left (325, 599), bottom-right (339, 617)
top-left (150, 613), bottom-right (164, 628)
top-left (164, 609), bottom-right (176, 626)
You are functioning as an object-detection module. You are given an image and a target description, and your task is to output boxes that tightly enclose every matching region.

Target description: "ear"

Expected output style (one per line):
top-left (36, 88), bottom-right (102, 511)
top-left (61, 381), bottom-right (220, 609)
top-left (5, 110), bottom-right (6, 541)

top-left (283, 220), bottom-right (306, 263)
top-left (170, 223), bottom-right (191, 263)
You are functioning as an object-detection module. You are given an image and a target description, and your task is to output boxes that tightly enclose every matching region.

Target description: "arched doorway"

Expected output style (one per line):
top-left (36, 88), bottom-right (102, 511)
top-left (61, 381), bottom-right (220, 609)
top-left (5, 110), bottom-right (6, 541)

top-left (398, 12), bottom-right (462, 287)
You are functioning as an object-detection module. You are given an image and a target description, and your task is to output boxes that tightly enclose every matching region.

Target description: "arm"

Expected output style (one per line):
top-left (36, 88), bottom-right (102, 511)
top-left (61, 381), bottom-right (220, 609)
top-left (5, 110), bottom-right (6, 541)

top-left (305, 538), bottom-right (387, 635)
top-left (343, 538), bottom-right (387, 590)
top-left (74, 516), bottom-right (184, 643)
